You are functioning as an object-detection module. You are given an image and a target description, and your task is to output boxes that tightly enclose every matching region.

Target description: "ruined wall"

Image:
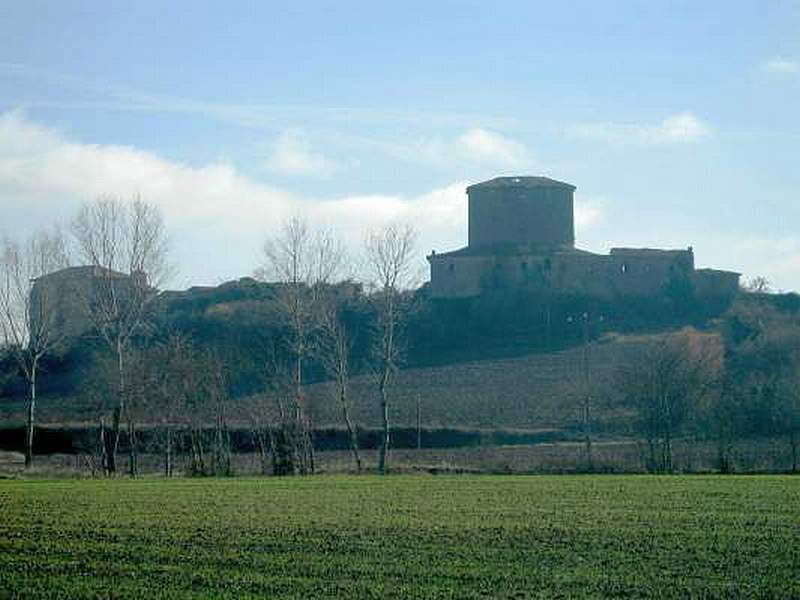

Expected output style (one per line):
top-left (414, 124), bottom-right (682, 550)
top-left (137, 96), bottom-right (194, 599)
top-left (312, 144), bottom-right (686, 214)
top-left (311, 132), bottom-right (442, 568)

top-left (29, 266), bottom-right (138, 344)
top-left (692, 268), bottom-right (740, 299)
top-left (30, 270), bottom-right (96, 342)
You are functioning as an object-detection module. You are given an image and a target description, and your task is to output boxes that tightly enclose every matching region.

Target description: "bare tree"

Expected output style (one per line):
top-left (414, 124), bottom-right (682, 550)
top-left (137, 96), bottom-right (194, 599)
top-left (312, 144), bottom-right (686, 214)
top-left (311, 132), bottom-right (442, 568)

top-left (363, 224), bottom-right (417, 475)
top-left (776, 367), bottom-right (800, 473)
top-left (615, 331), bottom-right (722, 473)
top-left (0, 228), bottom-right (70, 467)
top-left (743, 276), bottom-right (771, 294)
top-left (261, 343), bottom-right (302, 476)
top-left (123, 345), bottom-right (176, 478)
top-left (149, 334), bottom-right (230, 477)
top-left (315, 284), bottom-right (362, 471)
top-left (721, 299), bottom-right (800, 472)
top-left (246, 391), bottom-right (280, 476)
top-left (71, 196), bottom-right (170, 475)
top-left (258, 218), bottom-right (344, 475)
top-left (139, 340), bottom-right (175, 477)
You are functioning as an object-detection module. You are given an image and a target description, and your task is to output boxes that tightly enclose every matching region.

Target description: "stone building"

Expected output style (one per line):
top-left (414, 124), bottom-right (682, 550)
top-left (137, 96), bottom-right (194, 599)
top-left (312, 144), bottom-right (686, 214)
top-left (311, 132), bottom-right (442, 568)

top-left (30, 265), bottom-right (143, 343)
top-left (427, 176), bottom-right (740, 301)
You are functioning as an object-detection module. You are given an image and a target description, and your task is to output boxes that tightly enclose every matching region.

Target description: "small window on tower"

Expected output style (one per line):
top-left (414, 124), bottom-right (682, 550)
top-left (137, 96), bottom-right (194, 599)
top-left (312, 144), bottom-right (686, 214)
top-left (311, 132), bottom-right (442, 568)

top-left (449, 263), bottom-right (455, 273)
top-left (521, 261), bottom-right (528, 272)
top-left (621, 263), bottom-right (628, 274)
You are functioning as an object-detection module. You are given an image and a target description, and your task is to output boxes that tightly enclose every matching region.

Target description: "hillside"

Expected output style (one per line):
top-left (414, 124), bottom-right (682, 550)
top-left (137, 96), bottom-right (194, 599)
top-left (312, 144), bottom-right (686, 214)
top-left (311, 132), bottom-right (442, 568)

top-left (1, 329), bottom-right (718, 437)
top-left (255, 331), bottom-right (697, 434)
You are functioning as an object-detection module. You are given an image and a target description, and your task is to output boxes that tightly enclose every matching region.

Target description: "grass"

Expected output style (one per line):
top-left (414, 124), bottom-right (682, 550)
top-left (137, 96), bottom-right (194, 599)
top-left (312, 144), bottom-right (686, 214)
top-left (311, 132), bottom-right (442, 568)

top-left (1, 475), bottom-right (798, 598)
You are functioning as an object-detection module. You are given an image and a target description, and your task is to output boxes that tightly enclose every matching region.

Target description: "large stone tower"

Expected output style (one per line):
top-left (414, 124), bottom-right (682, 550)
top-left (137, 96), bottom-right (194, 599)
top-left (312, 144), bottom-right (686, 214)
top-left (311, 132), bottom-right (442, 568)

top-left (467, 176), bottom-right (576, 251)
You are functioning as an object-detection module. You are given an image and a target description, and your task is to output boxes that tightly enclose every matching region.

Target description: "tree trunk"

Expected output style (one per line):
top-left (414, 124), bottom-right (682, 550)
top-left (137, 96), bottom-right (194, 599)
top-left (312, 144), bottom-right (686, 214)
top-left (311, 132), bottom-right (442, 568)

top-left (196, 430), bottom-right (206, 476)
top-left (99, 417), bottom-right (109, 476)
top-left (582, 397), bottom-right (593, 472)
top-left (294, 352), bottom-right (315, 476)
top-left (165, 425), bottom-right (173, 477)
top-left (127, 418), bottom-right (138, 478)
top-left (25, 371), bottom-right (36, 468)
top-left (304, 423), bottom-right (315, 475)
top-left (110, 342), bottom-right (126, 474)
top-left (255, 428), bottom-right (269, 475)
top-left (273, 425), bottom-right (294, 476)
top-left (647, 438), bottom-right (657, 473)
top-left (685, 434), bottom-right (695, 473)
top-left (416, 394), bottom-right (422, 451)
top-left (664, 427), bottom-right (673, 474)
top-left (377, 376), bottom-right (390, 475)
top-left (340, 387), bottom-right (362, 472)
top-left (581, 319), bottom-right (592, 472)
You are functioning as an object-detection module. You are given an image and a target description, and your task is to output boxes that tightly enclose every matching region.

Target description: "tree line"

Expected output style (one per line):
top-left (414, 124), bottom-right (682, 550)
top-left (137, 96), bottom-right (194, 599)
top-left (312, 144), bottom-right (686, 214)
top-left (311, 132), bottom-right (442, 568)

top-left (613, 294), bottom-right (800, 473)
top-left (2, 196), bottom-right (799, 476)
top-left (1, 196), bottom-right (417, 476)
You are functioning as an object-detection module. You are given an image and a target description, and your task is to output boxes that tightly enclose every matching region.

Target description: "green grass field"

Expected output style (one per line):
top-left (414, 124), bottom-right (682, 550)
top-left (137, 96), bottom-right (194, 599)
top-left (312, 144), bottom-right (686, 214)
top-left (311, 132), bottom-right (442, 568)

top-left (1, 476), bottom-right (798, 599)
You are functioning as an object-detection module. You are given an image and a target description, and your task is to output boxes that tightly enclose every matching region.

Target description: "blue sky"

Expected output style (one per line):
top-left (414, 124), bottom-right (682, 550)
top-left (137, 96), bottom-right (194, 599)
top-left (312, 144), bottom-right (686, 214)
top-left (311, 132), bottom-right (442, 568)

top-left (1, 1), bottom-right (799, 290)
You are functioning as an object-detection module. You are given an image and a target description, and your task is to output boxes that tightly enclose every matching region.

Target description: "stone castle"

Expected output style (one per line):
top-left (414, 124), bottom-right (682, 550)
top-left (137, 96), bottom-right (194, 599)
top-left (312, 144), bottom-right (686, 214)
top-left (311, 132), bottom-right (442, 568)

top-left (426, 176), bottom-right (739, 301)
top-left (31, 175), bottom-right (741, 345)
top-left (29, 265), bottom-right (148, 343)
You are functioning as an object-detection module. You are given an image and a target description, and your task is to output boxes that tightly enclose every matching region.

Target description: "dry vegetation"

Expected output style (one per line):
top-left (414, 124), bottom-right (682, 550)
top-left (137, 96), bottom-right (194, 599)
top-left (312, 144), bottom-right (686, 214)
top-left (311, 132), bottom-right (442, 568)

top-left (1, 331), bottom-right (709, 435)
top-left (300, 332), bottom-right (673, 432)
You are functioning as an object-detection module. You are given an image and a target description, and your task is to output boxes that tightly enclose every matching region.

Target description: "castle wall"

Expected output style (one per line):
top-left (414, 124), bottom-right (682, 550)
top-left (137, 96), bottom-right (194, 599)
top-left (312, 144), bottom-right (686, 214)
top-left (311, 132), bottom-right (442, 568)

top-left (29, 266), bottom-right (138, 344)
top-left (468, 185), bottom-right (574, 250)
top-left (429, 255), bottom-right (498, 298)
top-left (30, 270), bottom-right (96, 342)
top-left (692, 269), bottom-right (740, 299)
top-left (429, 248), bottom-right (701, 300)
top-left (429, 176), bottom-right (740, 304)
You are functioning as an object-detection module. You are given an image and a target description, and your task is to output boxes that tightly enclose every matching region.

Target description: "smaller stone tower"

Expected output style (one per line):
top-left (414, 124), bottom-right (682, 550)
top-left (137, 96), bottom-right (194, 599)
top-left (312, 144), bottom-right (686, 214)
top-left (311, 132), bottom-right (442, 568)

top-left (467, 176), bottom-right (576, 252)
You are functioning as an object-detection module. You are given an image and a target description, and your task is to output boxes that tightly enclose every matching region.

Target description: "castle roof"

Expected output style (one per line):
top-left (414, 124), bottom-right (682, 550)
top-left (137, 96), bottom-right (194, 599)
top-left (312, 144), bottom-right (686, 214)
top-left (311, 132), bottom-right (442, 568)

top-left (467, 176), bottom-right (576, 192)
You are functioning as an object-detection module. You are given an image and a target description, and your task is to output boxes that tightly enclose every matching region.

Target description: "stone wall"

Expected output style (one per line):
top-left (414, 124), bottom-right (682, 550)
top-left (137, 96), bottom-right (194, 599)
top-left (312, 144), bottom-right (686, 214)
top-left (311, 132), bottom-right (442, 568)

top-left (428, 247), bottom-right (703, 300)
top-left (467, 182), bottom-right (575, 251)
top-left (692, 268), bottom-right (740, 299)
top-left (30, 266), bottom-right (134, 344)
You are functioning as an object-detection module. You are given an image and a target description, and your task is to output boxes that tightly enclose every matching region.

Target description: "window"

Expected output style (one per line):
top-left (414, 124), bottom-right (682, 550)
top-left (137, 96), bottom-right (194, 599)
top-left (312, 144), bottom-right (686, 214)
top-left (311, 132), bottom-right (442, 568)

top-left (448, 263), bottom-right (455, 273)
top-left (621, 263), bottom-right (628, 274)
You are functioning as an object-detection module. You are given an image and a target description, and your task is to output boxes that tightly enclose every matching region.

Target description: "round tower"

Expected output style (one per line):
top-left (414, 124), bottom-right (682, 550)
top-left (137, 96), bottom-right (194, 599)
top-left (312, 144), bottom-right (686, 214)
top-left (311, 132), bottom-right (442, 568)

top-left (466, 176), bottom-right (576, 252)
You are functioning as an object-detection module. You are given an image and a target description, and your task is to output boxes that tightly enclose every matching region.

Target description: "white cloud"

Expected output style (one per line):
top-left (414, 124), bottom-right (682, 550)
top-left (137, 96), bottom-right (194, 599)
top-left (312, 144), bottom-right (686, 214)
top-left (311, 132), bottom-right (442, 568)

top-left (574, 197), bottom-right (605, 233)
top-left (15, 112), bottom-right (793, 293)
top-left (362, 128), bottom-right (533, 170)
top-left (455, 128), bottom-right (531, 168)
top-left (730, 236), bottom-right (800, 293)
top-left (567, 112), bottom-right (712, 145)
top-left (762, 57), bottom-right (798, 75)
top-left (0, 111), bottom-right (478, 286)
top-left (265, 131), bottom-right (340, 176)
top-left (0, 112), bottom-right (613, 289)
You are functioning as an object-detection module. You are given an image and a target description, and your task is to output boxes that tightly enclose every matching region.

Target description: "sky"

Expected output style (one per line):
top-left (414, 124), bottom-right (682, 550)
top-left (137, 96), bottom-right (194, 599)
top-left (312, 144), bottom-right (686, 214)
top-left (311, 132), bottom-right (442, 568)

top-left (1, 1), bottom-right (799, 291)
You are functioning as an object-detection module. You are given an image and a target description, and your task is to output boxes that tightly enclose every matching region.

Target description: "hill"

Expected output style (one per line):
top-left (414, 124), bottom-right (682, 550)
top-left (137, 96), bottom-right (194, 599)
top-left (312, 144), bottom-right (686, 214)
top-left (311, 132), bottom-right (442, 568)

top-left (2, 330), bottom-right (696, 438)
top-left (251, 331), bottom-right (704, 434)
